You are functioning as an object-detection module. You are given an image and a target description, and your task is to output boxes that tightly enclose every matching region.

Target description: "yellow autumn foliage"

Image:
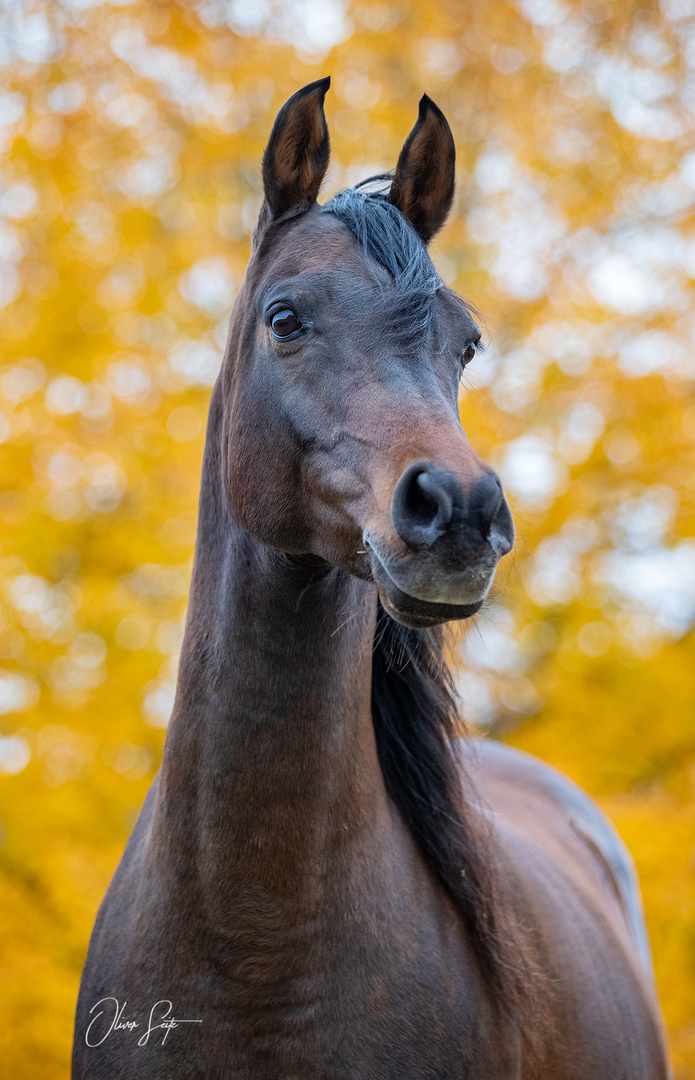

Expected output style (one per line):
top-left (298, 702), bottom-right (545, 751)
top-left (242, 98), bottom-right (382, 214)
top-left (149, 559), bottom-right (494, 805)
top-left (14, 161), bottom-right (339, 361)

top-left (0, 0), bottom-right (693, 1074)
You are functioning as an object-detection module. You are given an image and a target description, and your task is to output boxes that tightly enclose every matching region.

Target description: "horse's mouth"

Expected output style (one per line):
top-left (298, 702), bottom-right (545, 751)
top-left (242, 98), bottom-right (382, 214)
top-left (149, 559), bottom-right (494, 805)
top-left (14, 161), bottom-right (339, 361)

top-left (369, 551), bottom-right (484, 629)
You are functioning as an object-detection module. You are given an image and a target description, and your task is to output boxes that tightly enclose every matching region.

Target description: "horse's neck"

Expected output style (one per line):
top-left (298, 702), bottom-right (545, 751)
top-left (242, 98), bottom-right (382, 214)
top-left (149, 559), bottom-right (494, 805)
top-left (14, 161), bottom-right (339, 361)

top-left (153, 395), bottom-right (389, 924)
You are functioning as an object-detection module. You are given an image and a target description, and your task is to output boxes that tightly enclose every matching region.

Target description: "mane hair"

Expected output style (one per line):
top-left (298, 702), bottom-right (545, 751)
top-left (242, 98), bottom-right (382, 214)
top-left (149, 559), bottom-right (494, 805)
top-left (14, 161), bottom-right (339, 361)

top-left (370, 609), bottom-right (549, 1068)
top-left (324, 178), bottom-right (441, 351)
top-left (371, 611), bottom-right (539, 1029)
top-left (331, 181), bottom-right (543, 1047)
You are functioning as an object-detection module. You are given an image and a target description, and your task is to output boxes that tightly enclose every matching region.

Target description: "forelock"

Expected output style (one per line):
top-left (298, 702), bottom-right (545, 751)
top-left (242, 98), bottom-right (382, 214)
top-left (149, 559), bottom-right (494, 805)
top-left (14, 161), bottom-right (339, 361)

top-left (323, 178), bottom-right (442, 349)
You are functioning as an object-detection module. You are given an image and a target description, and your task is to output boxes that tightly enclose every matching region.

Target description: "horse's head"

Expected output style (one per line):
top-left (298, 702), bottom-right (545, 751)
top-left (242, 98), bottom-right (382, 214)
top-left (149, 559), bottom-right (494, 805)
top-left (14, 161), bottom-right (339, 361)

top-left (222, 78), bottom-right (514, 629)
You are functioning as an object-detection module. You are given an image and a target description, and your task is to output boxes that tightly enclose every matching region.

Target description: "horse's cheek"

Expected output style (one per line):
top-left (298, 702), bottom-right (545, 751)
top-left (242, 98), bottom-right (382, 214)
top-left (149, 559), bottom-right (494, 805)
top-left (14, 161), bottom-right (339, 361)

top-left (228, 395), bottom-right (308, 549)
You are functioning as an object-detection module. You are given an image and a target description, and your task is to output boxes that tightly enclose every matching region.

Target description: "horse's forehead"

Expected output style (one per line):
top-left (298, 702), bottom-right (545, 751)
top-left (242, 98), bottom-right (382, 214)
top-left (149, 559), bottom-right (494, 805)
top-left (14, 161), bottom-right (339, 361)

top-left (265, 212), bottom-right (368, 276)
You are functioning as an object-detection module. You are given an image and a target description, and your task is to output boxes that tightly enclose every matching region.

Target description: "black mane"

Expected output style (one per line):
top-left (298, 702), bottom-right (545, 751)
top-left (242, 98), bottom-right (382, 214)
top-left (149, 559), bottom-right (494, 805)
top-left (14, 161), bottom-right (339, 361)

top-left (370, 610), bottom-right (537, 1035)
top-left (324, 178), bottom-right (441, 351)
top-left (329, 179), bottom-right (536, 1033)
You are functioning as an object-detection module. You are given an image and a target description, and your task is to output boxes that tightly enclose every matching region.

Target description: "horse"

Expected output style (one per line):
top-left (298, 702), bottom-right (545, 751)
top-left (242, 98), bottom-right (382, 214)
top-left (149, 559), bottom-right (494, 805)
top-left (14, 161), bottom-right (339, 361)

top-left (72, 78), bottom-right (669, 1079)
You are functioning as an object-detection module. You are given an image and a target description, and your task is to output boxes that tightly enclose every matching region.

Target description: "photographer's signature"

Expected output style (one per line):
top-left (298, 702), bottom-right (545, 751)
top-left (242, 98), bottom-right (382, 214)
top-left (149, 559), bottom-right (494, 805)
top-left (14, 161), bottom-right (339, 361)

top-left (85, 997), bottom-right (202, 1047)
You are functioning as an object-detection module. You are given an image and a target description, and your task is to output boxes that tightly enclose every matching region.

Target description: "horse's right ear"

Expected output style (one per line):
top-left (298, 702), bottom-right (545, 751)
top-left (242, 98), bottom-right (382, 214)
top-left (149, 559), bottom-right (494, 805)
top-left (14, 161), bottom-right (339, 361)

top-left (262, 78), bottom-right (331, 218)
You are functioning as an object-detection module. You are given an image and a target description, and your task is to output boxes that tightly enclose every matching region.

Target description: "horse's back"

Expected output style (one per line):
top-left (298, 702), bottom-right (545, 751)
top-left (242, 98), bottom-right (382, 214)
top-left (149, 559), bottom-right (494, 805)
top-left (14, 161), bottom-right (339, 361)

top-left (464, 738), bottom-right (669, 1079)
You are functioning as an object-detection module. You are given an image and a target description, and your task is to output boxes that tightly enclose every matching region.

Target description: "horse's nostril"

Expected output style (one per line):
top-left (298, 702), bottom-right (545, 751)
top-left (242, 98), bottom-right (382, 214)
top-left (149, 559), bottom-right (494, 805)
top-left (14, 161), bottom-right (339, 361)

top-left (468, 471), bottom-right (504, 539)
top-left (392, 463), bottom-right (513, 555)
top-left (392, 463), bottom-right (460, 548)
top-left (416, 471), bottom-right (453, 525)
top-left (403, 473), bottom-right (439, 526)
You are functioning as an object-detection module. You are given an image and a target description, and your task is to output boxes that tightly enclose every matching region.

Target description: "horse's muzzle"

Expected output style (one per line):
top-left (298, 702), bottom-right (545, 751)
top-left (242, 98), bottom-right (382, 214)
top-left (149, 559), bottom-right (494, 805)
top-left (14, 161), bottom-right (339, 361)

top-left (366, 461), bottom-right (514, 628)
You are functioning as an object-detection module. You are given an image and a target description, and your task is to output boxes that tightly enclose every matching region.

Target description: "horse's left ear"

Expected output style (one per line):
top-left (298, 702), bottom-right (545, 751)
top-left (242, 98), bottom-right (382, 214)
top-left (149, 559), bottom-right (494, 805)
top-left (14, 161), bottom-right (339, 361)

top-left (262, 77), bottom-right (331, 218)
top-left (390, 95), bottom-right (456, 243)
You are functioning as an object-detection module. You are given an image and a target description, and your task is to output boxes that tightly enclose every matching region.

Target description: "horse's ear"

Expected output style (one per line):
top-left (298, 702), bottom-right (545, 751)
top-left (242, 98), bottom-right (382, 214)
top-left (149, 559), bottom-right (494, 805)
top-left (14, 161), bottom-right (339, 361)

top-left (262, 78), bottom-right (331, 217)
top-left (390, 95), bottom-right (455, 243)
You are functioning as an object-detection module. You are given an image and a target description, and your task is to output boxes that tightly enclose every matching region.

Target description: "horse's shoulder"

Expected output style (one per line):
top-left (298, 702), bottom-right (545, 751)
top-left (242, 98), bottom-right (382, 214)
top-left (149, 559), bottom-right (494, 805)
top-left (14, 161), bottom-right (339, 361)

top-left (461, 737), bottom-right (607, 826)
top-left (460, 738), bottom-right (655, 980)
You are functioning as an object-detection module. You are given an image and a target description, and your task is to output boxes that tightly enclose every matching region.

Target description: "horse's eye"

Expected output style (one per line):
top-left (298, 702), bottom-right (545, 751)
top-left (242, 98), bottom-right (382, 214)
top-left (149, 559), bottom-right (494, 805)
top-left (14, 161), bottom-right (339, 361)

top-left (462, 343), bottom-right (477, 366)
top-left (271, 309), bottom-right (302, 338)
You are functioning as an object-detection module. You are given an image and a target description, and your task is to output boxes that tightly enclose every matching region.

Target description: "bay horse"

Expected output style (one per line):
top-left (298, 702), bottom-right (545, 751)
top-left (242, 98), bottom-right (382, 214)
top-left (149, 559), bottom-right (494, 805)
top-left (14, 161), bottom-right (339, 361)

top-left (73, 79), bottom-right (669, 1079)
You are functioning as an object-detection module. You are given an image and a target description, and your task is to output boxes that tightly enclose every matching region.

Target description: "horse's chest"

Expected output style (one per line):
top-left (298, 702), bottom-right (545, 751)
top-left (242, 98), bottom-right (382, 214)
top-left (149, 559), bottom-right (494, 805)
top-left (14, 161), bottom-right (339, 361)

top-left (116, 981), bottom-right (515, 1080)
top-left (76, 913), bottom-right (516, 1080)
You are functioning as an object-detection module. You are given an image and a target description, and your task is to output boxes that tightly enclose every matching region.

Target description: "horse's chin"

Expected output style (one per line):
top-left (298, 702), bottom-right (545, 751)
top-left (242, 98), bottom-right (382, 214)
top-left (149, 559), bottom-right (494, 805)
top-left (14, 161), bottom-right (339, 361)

top-left (370, 554), bottom-right (484, 629)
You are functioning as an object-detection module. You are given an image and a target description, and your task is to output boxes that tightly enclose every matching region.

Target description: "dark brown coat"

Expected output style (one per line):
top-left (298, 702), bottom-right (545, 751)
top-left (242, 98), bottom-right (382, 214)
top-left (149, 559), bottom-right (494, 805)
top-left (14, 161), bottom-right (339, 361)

top-left (73, 80), bottom-right (669, 1080)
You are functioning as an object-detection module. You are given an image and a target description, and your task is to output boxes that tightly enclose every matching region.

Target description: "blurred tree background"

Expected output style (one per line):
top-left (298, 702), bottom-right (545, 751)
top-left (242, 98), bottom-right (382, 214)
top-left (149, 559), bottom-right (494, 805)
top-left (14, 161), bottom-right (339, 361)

top-left (0, 0), bottom-right (694, 1073)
